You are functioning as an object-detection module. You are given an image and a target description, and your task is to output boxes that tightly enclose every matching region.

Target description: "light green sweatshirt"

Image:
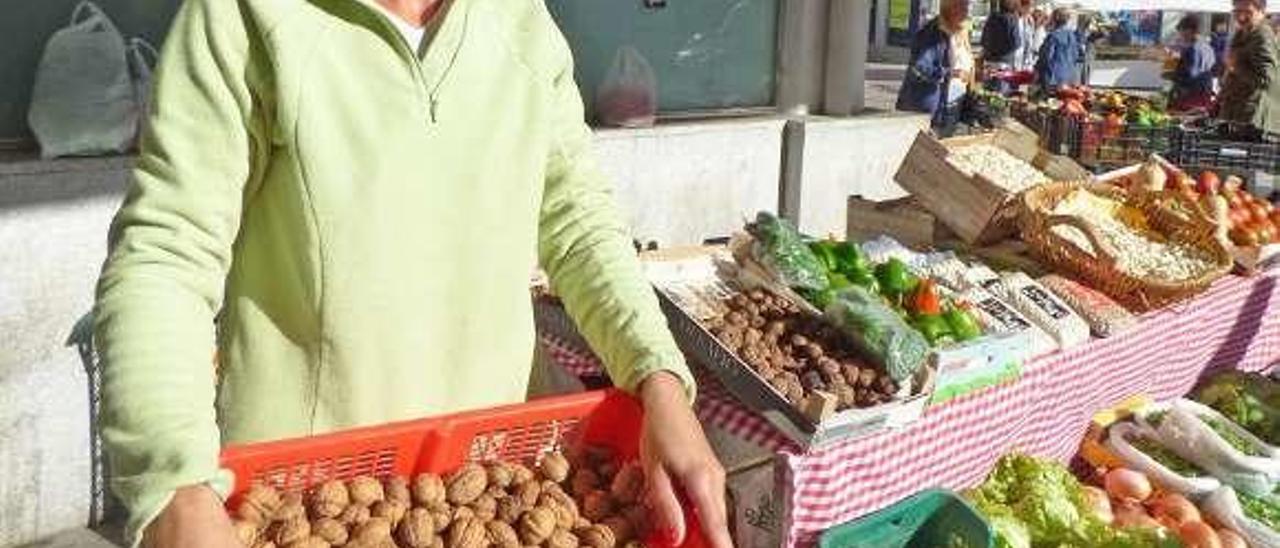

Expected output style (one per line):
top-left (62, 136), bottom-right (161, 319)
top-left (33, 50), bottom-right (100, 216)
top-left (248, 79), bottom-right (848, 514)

top-left (93, 0), bottom-right (693, 542)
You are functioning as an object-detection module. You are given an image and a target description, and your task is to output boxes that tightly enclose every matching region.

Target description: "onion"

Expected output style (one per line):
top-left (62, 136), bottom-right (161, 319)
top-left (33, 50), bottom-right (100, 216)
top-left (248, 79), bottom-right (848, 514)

top-left (1114, 499), bottom-right (1162, 529)
top-left (1105, 468), bottom-right (1153, 502)
top-left (1217, 528), bottom-right (1248, 548)
top-left (1177, 521), bottom-right (1223, 548)
top-left (1148, 492), bottom-right (1201, 528)
top-left (1082, 486), bottom-right (1113, 523)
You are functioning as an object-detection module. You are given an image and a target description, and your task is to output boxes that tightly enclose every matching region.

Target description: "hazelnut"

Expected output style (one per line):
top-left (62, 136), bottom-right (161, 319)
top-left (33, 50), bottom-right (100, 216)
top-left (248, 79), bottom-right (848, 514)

top-left (510, 464), bottom-right (536, 485)
top-left (338, 503), bottom-right (371, 527)
top-left (385, 476), bottom-right (411, 505)
top-left (582, 490), bottom-right (615, 522)
top-left (517, 507), bottom-right (556, 545)
top-left (311, 517), bottom-right (348, 545)
top-left (446, 517), bottom-right (487, 548)
top-left (570, 469), bottom-right (600, 499)
top-left (412, 473), bottom-right (447, 506)
top-left (371, 499), bottom-right (408, 526)
top-left (577, 524), bottom-right (617, 548)
top-left (347, 476), bottom-right (385, 507)
top-left (350, 517), bottom-right (393, 545)
top-left (274, 493), bottom-right (306, 522)
top-left (487, 462), bottom-right (516, 489)
top-left (547, 528), bottom-right (580, 548)
top-left (539, 452), bottom-right (571, 483)
top-left (514, 480), bottom-right (541, 508)
top-left (601, 516), bottom-right (633, 543)
top-left (469, 493), bottom-right (497, 522)
top-left (238, 484), bottom-right (283, 523)
top-left (307, 479), bottom-right (348, 518)
top-left (232, 519), bottom-right (259, 545)
top-left (609, 463), bottom-right (644, 506)
top-left (446, 464), bottom-right (488, 505)
top-left (495, 495), bottom-right (524, 523)
top-left (486, 520), bottom-right (521, 548)
top-left (396, 507), bottom-right (438, 548)
top-left (269, 517), bottom-right (310, 546)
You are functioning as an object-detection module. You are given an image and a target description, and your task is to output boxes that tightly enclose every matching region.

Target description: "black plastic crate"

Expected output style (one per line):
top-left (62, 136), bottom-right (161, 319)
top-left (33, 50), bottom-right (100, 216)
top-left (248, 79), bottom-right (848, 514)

top-left (1176, 126), bottom-right (1280, 175)
top-left (1062, 116), bottom-right (1178, 172)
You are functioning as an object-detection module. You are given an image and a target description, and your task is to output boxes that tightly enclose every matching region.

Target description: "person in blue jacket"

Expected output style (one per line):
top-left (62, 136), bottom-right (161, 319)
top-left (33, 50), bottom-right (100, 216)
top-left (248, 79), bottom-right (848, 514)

top-left (1168, 15), bottom-right (1217, 111)
top-left (1036, 8), bottom-right (1082, 93)
top-left (896, 0), bottom-right (970, 128)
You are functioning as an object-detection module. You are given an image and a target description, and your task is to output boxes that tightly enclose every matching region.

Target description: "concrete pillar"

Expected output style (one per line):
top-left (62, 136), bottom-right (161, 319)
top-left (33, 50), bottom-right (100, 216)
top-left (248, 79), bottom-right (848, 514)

top-left (777, 0), bottom-right (830, 115)
top-left (825, 0), bottom-right (873, 115)
top-left (873, 0), bottom-right (889, 49)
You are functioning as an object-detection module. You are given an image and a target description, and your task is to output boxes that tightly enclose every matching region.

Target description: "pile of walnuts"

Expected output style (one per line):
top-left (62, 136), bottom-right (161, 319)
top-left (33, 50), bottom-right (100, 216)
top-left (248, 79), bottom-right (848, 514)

top-left (706, 288), bottom-right (898, 411)
top-left (230, 446), bottom-right (652, 548)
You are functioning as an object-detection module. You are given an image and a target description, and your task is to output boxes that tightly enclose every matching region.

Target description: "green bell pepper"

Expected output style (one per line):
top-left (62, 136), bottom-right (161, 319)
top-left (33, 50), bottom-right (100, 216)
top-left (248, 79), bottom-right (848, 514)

top-left (944, 307), bottom-right (983, 341)
top-left (912, 313), bottom-right (954, 345)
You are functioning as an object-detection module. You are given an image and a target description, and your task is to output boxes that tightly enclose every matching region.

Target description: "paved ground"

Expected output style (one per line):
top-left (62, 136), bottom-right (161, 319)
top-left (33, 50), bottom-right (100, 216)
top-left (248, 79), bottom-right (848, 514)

top-left (866, 61), bottom-right (907, 111)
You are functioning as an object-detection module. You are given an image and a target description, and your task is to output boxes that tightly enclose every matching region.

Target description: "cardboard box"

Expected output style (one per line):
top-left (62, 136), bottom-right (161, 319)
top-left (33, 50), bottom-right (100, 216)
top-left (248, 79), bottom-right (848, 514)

top-left (846, 195), bottom-right (956, 248)
top-left (894, 126), bottom-right (1092, 244)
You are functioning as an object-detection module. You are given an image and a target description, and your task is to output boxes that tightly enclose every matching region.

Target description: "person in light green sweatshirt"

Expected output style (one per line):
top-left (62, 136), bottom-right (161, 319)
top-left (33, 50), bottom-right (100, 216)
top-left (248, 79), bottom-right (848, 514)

top-left (93, 0), bottom-right (732, 546)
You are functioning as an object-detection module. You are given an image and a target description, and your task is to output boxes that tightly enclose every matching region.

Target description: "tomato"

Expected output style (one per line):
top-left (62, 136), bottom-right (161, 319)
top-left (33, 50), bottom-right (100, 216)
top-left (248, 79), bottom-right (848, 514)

top-left (1258, 224), bottom-right (1275, 244)
top-left (1229, 208), bottom-right (1250, 228)
top-left (1270, 210), bottom-right (1280, 225)
top-left (1253, 203), bottom-right (1271, 223)
top-left (1228, 192), bottom-right (1245, 209)
top-left (1197, 171), bottom-right (1222, 195)
top-left (1232, 227), bottom-right (1261, 247)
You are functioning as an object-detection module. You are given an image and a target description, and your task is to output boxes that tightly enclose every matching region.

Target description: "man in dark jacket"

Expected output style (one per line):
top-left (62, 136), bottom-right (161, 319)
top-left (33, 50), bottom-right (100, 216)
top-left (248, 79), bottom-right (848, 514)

top-left (1035, 9), bottom-right (1081, 92)
top-left (981, 0), bottom-right (1022, 94)
top-left (896, 0), bottom-right (969, 128)
top-left (1220, 0), bottom-right (1280, 138)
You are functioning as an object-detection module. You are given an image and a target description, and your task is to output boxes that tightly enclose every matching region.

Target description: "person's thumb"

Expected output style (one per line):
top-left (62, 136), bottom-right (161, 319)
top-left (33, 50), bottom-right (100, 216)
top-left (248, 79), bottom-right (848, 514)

top-left (644, 463), bottom-right (687, 546)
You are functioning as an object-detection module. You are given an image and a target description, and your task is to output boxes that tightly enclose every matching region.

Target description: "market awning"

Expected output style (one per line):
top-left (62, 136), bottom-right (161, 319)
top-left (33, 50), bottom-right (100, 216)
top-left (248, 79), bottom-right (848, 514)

top-left (1053, 0), bottom-right (1280, 12)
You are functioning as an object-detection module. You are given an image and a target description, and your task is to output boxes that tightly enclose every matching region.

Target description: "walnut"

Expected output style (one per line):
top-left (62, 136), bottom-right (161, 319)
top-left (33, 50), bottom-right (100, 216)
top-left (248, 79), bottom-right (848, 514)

top-left (250, 541), bottom-right (277, 548)
top-left (582, 490), bottom-right (615, 522)
top-left (538, 489), bottom-right (579, 529)
top-left (487, 462), bottom-right (516, 489)
top-left (425, 502), bottom-right (451, 533)
top-left (510, 463), bottom-right (536, 485)
top-left (307, 479), bottom-right (349, 518)
top-left (282, 536), bottom-right (328, 548)
top-left (576, 524), bottom-right (617, 548)
top-left (609, 463), bottom-right (644, 506)
top-left (311, 517), bottom-right (348, 545)
top-left (570, 469), bottom-right (600, 499)
top-left (517, 507), bottom-right (556, 545)
top-left (338, 503), bottom-right (371, 527)
top-left (238, 484), bottom-right (283, 523)
top-left (446, 464), bottom-right (488, 505)
top-left (539, 452), bottom-right (571, 483)
top-left (574, 516), bottom-right (592, 530)
top-left (452, 506), bottom-right (475, 523)
top-left (412, 473), bottom-right (447, 506)
top-left (486, 520), bottom-right (521, 548)
top-left (349, 517), bottom-right (393, 545)
top-left (385, 476), bottom-right (411, 505)
top-left (469, 493), bottom-right (497, 522)
top-left (622, 542), bottom-right (647, 548)
top-left (600, 516), bottom-right (633, 543)
top-left (494, 494), bottom-right (524, 524)
top-left (347, 476), bottom-right (385, 507)
top-left (274, 493), bottom-right (306, 522)
top-left (396, 507), bottom-right (438, 548)
top-left (514, 480), bottom-right (541, 508)
top-left (446, 517), bottom-right (488, 548)
top-left (371, 499), bottom-right (409, 526)
top-left (268, 517), bottom-right (310, 546)
top-left (485, 484), bottom-right (507, 499)
top-left (547, 529), bottom-right (580, 548)
top-left (232, 519), bottom-right (259, 545)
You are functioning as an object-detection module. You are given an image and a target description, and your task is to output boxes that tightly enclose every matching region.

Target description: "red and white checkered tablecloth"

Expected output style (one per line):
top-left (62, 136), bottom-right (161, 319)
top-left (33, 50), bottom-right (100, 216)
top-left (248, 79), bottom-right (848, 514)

top-left (540, 271), bottom-right (1280, 547)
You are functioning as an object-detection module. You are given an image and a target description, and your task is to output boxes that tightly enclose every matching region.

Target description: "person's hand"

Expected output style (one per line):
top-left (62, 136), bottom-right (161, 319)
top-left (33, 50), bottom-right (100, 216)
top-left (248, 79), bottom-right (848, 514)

top-left (144, 484), bottom-right (242, 548)
top-left (638, 371), bottom-right (733, 548)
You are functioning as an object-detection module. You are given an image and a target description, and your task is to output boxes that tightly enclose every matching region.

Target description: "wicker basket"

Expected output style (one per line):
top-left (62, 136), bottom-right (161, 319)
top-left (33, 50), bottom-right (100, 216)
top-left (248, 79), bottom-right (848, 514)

top-left (1020, 182), bottom-right (1233, 312)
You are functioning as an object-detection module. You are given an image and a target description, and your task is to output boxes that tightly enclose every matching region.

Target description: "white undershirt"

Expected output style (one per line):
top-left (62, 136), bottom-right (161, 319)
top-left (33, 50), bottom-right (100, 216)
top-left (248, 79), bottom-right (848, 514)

top-left (368, 2), bottom-right (426, 52)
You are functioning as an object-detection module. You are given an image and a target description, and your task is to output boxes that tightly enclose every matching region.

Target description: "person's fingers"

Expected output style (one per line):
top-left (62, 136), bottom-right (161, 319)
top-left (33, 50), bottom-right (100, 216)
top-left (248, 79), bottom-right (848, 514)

top-left (644, 462), bottom-right (687, 546)
top-left (683, 465), bottom-right (733, 548)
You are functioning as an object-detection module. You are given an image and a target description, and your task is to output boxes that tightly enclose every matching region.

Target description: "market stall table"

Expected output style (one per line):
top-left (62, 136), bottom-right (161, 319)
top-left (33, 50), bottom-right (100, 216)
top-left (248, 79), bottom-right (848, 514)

top-left (541, 268), bottom-right (1280, 547)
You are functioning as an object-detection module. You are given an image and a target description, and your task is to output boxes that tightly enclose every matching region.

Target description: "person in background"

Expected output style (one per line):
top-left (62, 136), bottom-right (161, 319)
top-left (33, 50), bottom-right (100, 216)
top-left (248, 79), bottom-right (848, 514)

top-left (1077, 13), bottom-right (1107, 87)
top-left (1211, 16), bottom-right (1231, 78)
top-left (1168, 16), bottom-right (1217, 112)
top-left (1014, 0), bottom-right (1037, 71)
top-left (1031, 8), bottom-right (1050, 65)
top-left (1220, 0), bottom-right (1280, 139)
top-left (1036, 8), bottom-right (1082, 93)
top-left (981, 0), bottom-right (1023, 93)
top-left (895, 0), bottom-right (970, 129)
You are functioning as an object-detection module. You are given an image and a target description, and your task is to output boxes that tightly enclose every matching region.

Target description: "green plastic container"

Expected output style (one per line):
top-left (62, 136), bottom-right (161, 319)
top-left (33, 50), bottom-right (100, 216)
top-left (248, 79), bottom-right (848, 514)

top-left (818, 489), bottom-right (993, 548)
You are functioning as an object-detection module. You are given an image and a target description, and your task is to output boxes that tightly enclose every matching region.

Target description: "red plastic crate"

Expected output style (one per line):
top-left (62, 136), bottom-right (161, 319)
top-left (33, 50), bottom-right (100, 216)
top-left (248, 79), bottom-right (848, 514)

top-left (220, 389), bottom-right (707, 547)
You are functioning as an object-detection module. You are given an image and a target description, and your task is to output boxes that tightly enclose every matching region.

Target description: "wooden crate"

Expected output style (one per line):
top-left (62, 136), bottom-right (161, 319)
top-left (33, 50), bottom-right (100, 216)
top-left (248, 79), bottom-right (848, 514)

top-left (894, 127), bottom-right (1091, 244)
top-left (846, 195), bottom-right (955, 247)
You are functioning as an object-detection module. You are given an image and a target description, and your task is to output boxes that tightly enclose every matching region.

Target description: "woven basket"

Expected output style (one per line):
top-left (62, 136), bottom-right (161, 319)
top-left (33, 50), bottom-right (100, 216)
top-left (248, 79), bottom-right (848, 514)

top-left (1020, 181), bottom-right (1233, 312)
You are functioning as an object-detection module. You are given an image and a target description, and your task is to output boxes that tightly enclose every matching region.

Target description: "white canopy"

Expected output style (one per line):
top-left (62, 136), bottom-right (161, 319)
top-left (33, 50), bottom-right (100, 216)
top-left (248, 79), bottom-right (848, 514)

top-left (1053, 0), bottom-right (1280, 13)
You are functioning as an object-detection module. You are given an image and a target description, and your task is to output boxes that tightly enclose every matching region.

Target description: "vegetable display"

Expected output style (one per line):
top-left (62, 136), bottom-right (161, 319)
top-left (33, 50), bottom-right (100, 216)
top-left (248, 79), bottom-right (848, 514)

top-left (1194, 371), bottom-right (1280, 446)
top-left (1239, 492), bottom-right (1280, 531)
top-left (1128, 437), bottom-right (1207, 478)
top-left (824, 286), bottom-right (930, 383)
